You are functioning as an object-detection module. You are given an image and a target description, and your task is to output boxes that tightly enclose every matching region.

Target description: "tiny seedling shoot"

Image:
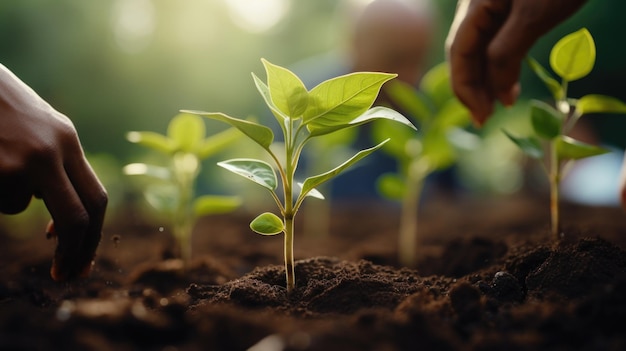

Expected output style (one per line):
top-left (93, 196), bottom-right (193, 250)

top-left (124, 113), bottom-right (241, 264)
top-left (505, 28), bottom-right (626, 240)
top-left (183, 59), bottom-right (416, 293)
top-left (373, 63), bottom-right (470, 267)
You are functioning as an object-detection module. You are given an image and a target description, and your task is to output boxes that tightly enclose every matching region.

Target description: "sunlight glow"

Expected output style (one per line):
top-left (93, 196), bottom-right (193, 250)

top-left (224, 0), bottom-right (290, 33)
top-left (111, 0), bottom-right (156, 53)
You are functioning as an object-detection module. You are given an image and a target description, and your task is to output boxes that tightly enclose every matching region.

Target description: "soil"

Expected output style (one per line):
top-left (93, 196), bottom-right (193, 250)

top-left (2, 194), bottom-right (626, 351)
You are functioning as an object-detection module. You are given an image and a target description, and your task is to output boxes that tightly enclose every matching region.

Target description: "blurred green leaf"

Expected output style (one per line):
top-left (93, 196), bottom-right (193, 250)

top-left (422, 130), bottom-right (455, 170)
top-left (123, 163), bottom-right (171, 180)
top-left (196, 127), bottom-right (241, 160)
top-left (167, 113), bottom-right (205, 153)
top-left (526, 57), bottom-right (563, 100)
top-left (193, 195), bottom-right (241, 217)
top-left (530, 100), bottom-right (562, 139)
top-left (217, 158), bottom-right (277, 190)
top-left (303, 72), bottom-right (396, 126)
top-left (377, 173), bottom-right (406, 200)
top-left (126, 131), bottom-right (176, 155)
top-left (575, 94), bottom-right (626, 115)
top-left (250, 212), bottom-right (284, 235)
top-left (419, 62), bottom-right (453, 108)
top-left (371, 119), bottom-right (416, 160)
top-left (556, 135), bottom-right (609, 161)
top-left (384, 80), bottom-right (432, 123)
top-left (299, 139), bottom-right (388, 201)
top-left (503, 130), bottom-right (544, 159)
top-left (262, 58), bottom-right (308, 118)
top-left (550, 28), bottom-right (595, 82)
top-left (183, 110), bottom-right (274, 151)
top-left (431, 99), bottom-right (470, 130)
top-left (144, 183), bottom-right (178, 213)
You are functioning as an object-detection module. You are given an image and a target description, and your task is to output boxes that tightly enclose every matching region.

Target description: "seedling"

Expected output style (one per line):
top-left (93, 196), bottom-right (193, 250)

top-left (505, 28), bottom-right (626, 240)
top-left (124, 113), bottom-right (241, 263)
top-left (373, 63), bottom-right (470, 267)
top-left (183, 59), bottom-right (416, 293)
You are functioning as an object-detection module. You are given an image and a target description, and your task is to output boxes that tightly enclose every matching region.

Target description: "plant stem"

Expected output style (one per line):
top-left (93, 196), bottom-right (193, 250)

top-left (549, 141), bottom-right (560, 241)
top-left (398, 176), bottom-right (424, 268)
top-left (284, 214), bottom-right (295, 293)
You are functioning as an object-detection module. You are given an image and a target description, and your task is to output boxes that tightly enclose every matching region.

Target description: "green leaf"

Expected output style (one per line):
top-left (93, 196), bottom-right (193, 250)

top-left (556, 135), bottom-right (609, 161)
top-left (308, 106), bottom-right (416, 137)
top-left (126, 131), bottom-right (176, 155)
top-left (182, 110), bottom-right (274, 151)
top-left (550, 28), bottom-right (596, 82)
top-left (252, 72), bottom-right (288, 122)
top-left (384, 80), bottom-right (432, 124)
top-left (526, 57), bottom-right (563, 100)
top-left (575, 94), bottom-right (626, 115)
top-left (167, 113), bottom-right (205, 153)
top-left (250, 212), bottom-right (284, 235)
top-left (503, 130), bottom-right (544, 159)
top-left (261, 58), bottom-right (308, 118)
top-left (419, 62), bottom-right (453, 108)
top-left (123, 163), bottom-right (171, 180)
top-left (377, 173), bottom-right (406, 201)
top-left (296, 182), bottom-right (325, 200)
top-left (193, 195), bottom-right (241, 217)
top-left (196, 127), bottom-right (241, 160)
top-left (217, 158), bottom-right (277, 190)
top-left (530, 100), bottom-right (562, 139)
top-left (299, 139), bottom-right (388, 200)
top-left (303, 72), bottom-right (396, 126)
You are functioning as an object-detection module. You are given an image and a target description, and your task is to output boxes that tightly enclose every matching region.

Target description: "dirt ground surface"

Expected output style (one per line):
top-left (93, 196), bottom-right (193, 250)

top-left (1, 193), bottom-right (626, 351)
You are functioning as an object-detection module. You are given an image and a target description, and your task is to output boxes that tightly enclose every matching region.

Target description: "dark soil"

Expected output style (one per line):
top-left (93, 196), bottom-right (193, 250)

top-left (1, 194), bottom-right (626, 350)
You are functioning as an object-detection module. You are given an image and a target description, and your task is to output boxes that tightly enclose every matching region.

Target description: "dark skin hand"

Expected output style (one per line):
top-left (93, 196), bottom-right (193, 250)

top-left (446, 0), bottom-right (626, 209)
top-left (0, 64), bottom-right (107, 281)
top-left (446, 0), bottom-right (588, 126)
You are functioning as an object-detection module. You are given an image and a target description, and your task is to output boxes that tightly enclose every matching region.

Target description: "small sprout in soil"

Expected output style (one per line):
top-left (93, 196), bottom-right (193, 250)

top-left (505, 28), bottom-right (626, 240)
top-left (373, 62), bottom-right (471, 267)
top-left (124, 113), bottom-right (241, 264)
top-left (183, 59), bottom-right (416, 293)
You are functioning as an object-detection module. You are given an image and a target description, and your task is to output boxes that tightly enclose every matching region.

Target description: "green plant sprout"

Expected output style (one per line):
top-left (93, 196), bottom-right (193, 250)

top-left (124, 113), bottom-right (241, 263)
top-left (373, 63), bottom-right (470, 268)
top-left (183, 59), bottom-right (416, 293)
top-left (505, 28), bottom-right (626, 240)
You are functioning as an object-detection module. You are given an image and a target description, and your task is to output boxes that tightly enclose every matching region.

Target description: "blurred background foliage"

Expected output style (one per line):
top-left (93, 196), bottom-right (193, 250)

top-left (1, 0), bottom-right (623, 158)
top-left (0, 0), bottom-right (624, 234)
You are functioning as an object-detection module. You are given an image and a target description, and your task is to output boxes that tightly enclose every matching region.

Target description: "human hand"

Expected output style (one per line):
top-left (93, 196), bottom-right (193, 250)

top-left (445, 0), bottom-right (588, 126)
top-left (0, 64), bottom-right (107, 281)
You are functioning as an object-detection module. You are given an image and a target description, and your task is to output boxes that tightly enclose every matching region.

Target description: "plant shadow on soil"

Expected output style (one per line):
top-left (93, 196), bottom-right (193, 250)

top-left (1, 194), bottom-right (626, 350)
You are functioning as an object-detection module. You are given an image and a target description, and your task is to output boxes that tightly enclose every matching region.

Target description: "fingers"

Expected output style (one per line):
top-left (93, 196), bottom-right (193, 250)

top-left (37, 161), bottom-right (90, 281)
top-left (62, 149), bottom-right (108, 279)
top-left (34, 130), bottom-right (107, 281)
top-left (446, 0), bottom-right (511, 126)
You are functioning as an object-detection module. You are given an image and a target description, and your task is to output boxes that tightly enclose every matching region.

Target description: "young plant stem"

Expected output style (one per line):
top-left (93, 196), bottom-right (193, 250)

top-left (398, 176), bottom-right (424, 268)
top-left (549, 141), bottom-right (561, 241)
top-left (283, 118), bottom-right (296, 293)
top-left (284, 214), bottom-right (295, 292)
top-left (173, 153), bottom-right (198, 265)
